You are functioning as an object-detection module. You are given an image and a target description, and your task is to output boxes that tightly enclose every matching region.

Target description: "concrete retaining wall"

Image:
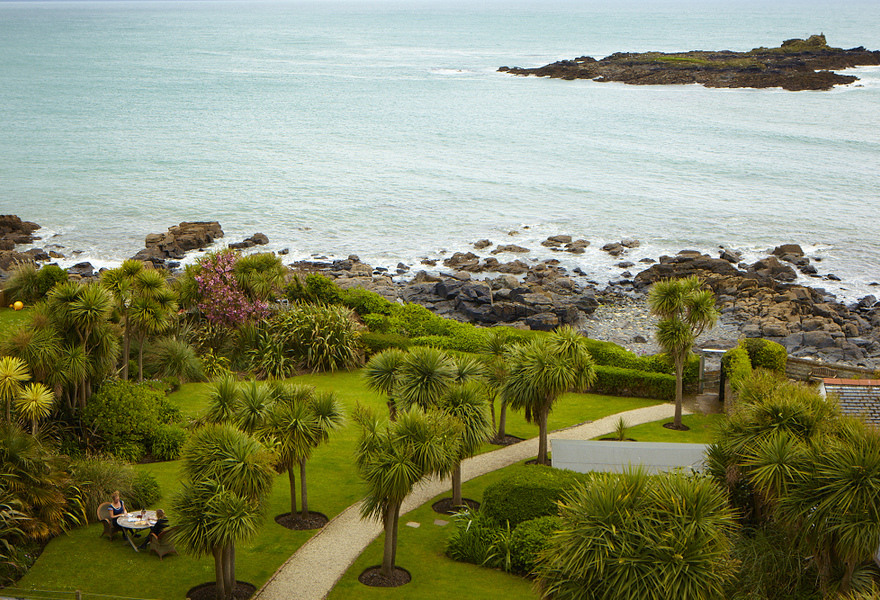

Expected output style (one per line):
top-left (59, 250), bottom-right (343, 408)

top-left (551, 440), bottom-right (708, 474)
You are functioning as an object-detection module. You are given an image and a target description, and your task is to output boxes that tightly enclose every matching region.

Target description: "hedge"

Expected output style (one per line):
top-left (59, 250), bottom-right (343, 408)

top-left (510, 516), bottom-right (563, 575)
top-left (482, 465), bottom-right (589, 528)
top-left (739, 338), bottom-right (787, 373)
top-left (590, 365), bottom-right (675, 400)
top-left (723, 347), bottom-right (753, 390)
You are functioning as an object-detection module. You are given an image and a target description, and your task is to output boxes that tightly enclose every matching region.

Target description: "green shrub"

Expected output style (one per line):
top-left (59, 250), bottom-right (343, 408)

top-left (360, 332), bottom-right (411, 355)
top-left (341, 287), bottom-right (394, 316)
top-left (70, 456), bottom-right (138, 522)
top-left (362, 313), bottom-right (391, 333)
top-left (510, 516), bottom-right (563, 575)
top-left (146, 337), bottom-right (205, 383)
top-left (724, 347), bottom-right (753, 390)
top-left (388, 302), bottom-right (451, 337)
top-left (128, 469), bottom-right (162, 510)
top-left (753, 340), bottom-right (787, 373)
top-left (590, 365), bottom-right (675, 400)
top-left (446, 508), bottom-right (499, 565)
top-left (726, 527), bottom-right (818, 600)
top-left (4, 263), bottom-right (68, 303)
top-left (150, 424), bottom-right (188, 461)
top-left (83, 381), bottom-right (182, 461)
top-left (482, 465), bottom-right (589, 528)
top-left (285, 273), bottom-right (344, 305)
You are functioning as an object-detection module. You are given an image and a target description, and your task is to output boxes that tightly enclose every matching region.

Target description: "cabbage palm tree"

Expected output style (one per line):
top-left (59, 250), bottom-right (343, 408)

top-left (14, 382), bottom-right (54, 437)
top-left (397, 346), bottom-right (456, 411)
top-left (129, 274), bottom-right (178, 382)
top-left (0, 357), bottom-right (30, 423)
top-left (235, 380), bottom-right (274, 435)
top-left (504, 328), bottom-right (596, 466)
top-left (437, 382), bottom-right (492, 507)
top-left (481, 330), bottom-right (512, 442)
top-left (1, 325), bottom-right (60, 387)
top-left (364, 348), bottom-right (407, 421)
top-left (101, 259), bottom-right (144, 380)
top-left (261, 384), bottom-right (343, 518)
top-left (205, 373), bottom-right (240, 425)
top-left (174, 424), bottom-right (274, 600)
top-left (648, 276), bottom-right (718, 430)
top-left (355, 405), bottom-right (460, 579)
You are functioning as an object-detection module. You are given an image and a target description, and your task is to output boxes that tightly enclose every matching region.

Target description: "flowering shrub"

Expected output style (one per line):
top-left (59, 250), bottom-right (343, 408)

top-left (194, 250), bottom-right (269, 326)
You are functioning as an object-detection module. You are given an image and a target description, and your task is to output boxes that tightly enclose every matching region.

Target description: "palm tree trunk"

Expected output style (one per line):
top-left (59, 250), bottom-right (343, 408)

top-left (538, 404), bottom-right (550, 466)
top-left (224, 543), bottom-right (236, 600)
top-left (497, 400), bottom-right (508, 441)
top-left (138, 335), bottom-right (145, 383)
top-left (122, 311), bottom-right (130, 380)
top-left (387, 396), bottom-right (397, 421)
top-left (380, 502), bottom-right (400, 579)
top-left (452, 463), bottom-right (462, 507)
top-left (490, 396), bottom-right (497, 436)
top-left (288, 466), bottom-right (297, 516)
top-left (674, 354), bottom-right (684, 429)
top-left (212, 546), bottom-right (227, 600)
top-left (300, 459), bottom-right (308, 517)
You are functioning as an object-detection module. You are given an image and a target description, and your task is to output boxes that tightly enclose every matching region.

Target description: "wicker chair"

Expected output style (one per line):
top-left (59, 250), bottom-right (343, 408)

top-left (97, 502), bottom-right (117, 541)
top-left (149, 527), bottom-right (177, 560)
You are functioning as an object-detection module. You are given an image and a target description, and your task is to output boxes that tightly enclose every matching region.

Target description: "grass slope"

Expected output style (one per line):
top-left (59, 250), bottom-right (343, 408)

top-left (14, 368), bottom-right (665, 599)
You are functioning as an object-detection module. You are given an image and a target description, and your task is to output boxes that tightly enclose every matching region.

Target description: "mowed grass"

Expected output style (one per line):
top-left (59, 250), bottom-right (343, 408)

top-left (595, 413), bottom-right (726, 444)
top-left (328, 462), bottom-right (539, 600)
top-left (0, 307), bottom-right (29, 339)
top-left (15, 368), bottom-right (667, 599)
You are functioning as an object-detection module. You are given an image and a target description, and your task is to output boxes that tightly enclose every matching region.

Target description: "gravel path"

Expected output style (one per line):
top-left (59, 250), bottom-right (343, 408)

top-left (253, 402), bottom-right (680, 600)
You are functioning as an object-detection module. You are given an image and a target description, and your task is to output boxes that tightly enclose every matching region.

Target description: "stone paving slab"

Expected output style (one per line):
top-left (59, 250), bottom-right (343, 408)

top-left (254, 403), bottom-right (680, 600)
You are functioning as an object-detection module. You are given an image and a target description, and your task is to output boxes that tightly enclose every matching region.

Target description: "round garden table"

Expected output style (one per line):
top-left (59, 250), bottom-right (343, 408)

top-left (116, 510), bottom-right (157, 552)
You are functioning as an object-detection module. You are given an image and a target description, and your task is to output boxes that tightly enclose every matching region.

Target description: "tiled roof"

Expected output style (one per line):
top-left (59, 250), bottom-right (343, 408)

top-left (823, 379), bottom-right (880, 425)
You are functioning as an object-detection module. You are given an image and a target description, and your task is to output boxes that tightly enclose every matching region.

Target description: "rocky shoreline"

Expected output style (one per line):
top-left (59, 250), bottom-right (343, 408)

top-left (499, 35), bottom-right (880, 91)
top-left (3, 215), bottom-right (879, 369)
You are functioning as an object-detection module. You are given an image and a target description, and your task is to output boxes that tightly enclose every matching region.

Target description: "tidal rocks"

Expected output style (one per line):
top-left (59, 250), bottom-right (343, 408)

top-left (132, 221), bottom-right (224, 265)
top-left (228, 233), bottom-right (270, 250)
top-left (500, 35), bottom-right (880, 91)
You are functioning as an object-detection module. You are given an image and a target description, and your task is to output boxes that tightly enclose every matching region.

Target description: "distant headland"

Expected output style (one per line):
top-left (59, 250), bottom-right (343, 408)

top-left (499, 35), bottom-right (880, 91)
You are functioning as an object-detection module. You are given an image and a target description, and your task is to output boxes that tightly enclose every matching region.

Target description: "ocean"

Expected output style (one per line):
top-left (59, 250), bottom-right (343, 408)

top-left (1, 0), bottom-right (879, 301)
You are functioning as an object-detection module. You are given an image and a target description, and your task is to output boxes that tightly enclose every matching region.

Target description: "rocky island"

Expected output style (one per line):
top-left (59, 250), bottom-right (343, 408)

top-left (499, 35), bottom-right (880, 91)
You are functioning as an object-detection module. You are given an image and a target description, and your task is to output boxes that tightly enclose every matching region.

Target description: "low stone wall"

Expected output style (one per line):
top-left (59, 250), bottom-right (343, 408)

top-left (785, 356), bottom-right (877, 382)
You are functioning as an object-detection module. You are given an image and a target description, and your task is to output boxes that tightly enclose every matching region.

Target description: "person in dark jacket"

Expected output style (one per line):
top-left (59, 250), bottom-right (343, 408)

top-left (138, 509), bottom-right (168, 550)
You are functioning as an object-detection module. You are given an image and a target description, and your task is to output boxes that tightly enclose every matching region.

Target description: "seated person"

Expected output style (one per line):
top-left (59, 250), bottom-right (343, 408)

top-left (138, 509), bottom-right (169, 550)
top-left (109, 490), bottom-right (127, 532)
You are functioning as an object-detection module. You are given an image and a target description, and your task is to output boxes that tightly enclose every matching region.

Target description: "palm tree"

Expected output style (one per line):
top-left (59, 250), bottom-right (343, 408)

top-left (0, 357), bottom-right (30, 422)
top-left (364, 348), bottom-right (407, 421)
top-left (648, 276), bottom-right (718, 430)
top-left (355, 405), bottom-right (460, 579)
top-left (205, 373), bottom-right (240, 425)
top-left (437, 382), bottom-right (492, 507)
top-left (235, 380), bottom-right (274, 435)
top-left (504, 328), bottom-right (596, 466)
top-left (535, 467), bottom-right (736, 600)
top-left (1, 324), bottom-right (60, 387)
top-left (260, 384), bottom-right (343, 518)
top-left (129, 273), bottom-right (178, 382)
top-left (14, 382), bottom-right (54, 437)
top-left (397, 346), bottom-right (456, 411)
top-left (101, 259), bottom-right (144, 380)
top-left (174, 424), bottom-right (274, 600)
top-left (481, 330), bottom-right (512, 442)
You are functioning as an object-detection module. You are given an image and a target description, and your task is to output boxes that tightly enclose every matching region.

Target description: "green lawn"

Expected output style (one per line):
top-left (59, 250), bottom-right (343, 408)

top-left (13, 369), bottom-right (667, 600)
top-left (0, 306), bottom-right (29, 339)
top-left (328, 463), bottom-right (539, 600)
top-left (595, 413), bottom-right (725, 444)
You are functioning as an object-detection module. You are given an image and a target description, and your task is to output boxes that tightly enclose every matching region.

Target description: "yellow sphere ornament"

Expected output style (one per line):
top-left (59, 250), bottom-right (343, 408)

top-left (13, 301), bottom-right (24, 311)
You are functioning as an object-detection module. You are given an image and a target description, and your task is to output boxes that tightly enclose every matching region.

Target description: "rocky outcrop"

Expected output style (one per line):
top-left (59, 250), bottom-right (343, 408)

top-left (228, 233), bottom-right (269, 250)
top-left (500, 36), bottom-right (880, 91)
top-left (0, 215), bottom-right (41, 250)
top-left (131, 221), bottom-right (224, 265)
top-left (632, 250), bottom-right (880, 367)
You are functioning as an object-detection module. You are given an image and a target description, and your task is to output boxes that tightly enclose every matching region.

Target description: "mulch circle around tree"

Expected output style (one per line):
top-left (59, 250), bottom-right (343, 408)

top-left (491, 434), bottom-right (524, 447)
top-left (599, 437), bottom-right (638, 442)
top-left (187, 581), bottom-right (256, 600)
top-left (359, 565), bottom-right (412, 588)
top-left (432, 497), bottom-right (480, 515)
top-left (275, 511), bottom-right (329, 531)
top-left (663, 422), bottom-right (691, 431)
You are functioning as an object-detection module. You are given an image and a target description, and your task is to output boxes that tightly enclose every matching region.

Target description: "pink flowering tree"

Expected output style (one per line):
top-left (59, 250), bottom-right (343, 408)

top-left (194, 250), bottom-right (269, 327)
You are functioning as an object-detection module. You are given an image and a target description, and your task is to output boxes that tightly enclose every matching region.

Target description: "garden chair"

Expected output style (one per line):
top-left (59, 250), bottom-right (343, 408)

top-left (149, 526), bottom-right (178, 560)
top-left (97, 502), bottom-right (117, 541)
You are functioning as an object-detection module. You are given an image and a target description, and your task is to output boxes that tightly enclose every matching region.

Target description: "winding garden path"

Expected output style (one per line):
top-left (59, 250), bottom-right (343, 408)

top-left (253, 403), bottom-right (681, 600)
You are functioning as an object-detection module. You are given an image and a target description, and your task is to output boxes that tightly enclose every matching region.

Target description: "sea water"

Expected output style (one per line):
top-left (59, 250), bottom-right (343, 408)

top-left (1, 0), bottom-right (879, 301)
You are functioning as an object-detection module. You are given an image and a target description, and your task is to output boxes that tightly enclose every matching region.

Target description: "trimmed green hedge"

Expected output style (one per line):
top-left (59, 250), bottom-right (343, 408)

top-left (359, 332), bottom-right (411, 355)
top-left (723, 347), bottom-right (753, 389)
top-left (739, 338), bottom-right (787, 373)
top-left (590, 365), bottom-right (675, 400)
top-left (510, 516), bottom-right (562, 575)
top-left (482, 465), bottom-right (589, 528)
